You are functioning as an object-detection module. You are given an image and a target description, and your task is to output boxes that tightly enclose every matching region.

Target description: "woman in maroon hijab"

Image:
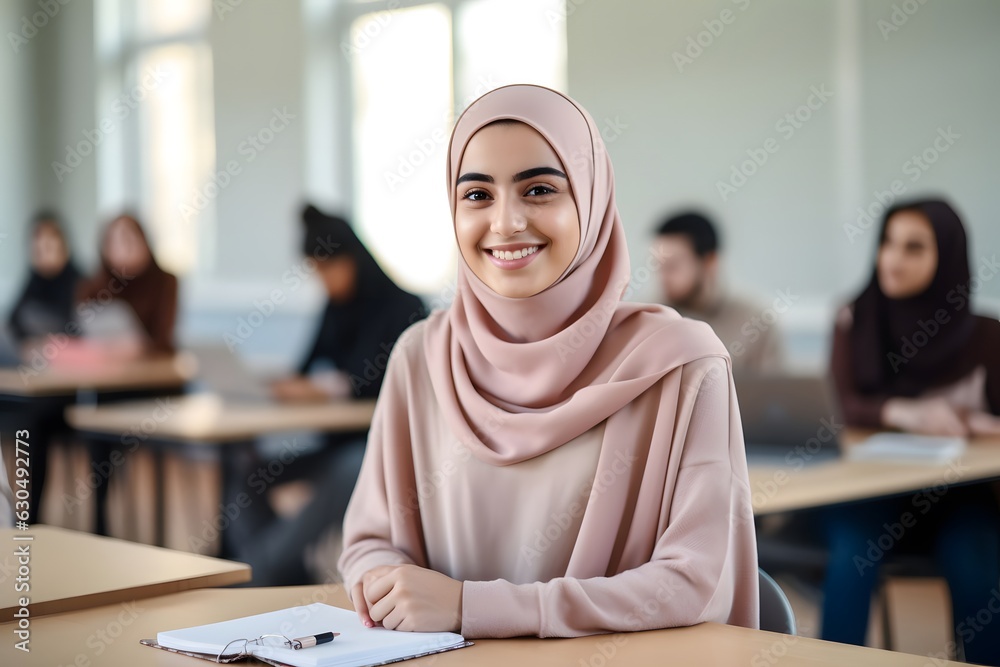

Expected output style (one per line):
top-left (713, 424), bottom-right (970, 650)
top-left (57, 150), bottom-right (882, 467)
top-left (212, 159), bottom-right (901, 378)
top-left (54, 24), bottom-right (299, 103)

top-left (76, 214), bottom-right (179, 355)
top-left (76, 214), bottom-right (179, 537)
top-left (825, 198), bottom-right (1000, 664)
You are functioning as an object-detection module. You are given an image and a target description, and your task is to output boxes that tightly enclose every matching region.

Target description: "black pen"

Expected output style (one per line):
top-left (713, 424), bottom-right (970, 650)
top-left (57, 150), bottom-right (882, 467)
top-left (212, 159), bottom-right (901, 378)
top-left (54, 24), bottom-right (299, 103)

top-left (287, 632), bottom-right (340, 649)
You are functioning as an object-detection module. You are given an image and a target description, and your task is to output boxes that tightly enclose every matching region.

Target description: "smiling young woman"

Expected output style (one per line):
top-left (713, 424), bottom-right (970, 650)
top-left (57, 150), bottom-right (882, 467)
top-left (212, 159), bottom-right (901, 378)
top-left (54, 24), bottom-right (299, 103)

top-left (454, 120), bottom-right (581, 299)
top-left (337, 84), bottom-right (758, 639)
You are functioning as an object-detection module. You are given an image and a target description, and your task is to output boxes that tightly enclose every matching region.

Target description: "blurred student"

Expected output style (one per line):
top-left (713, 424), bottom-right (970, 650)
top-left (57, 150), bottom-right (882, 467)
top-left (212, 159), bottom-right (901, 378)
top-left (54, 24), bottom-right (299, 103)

top-left (76, 214), bottom-right (179, 357)
top-left (6, 211), bottom-right (81, 343)
top-left (339, 85), bottom-right (757, 637)
top-left (224, 204), bottom-right (426, 586)
top-left (270, 204), bottom-right (427, 402)
top-left (77, 214), bottom-right (179, 536)
top-left (654, 212), bottom-right (784, 373)
top-left (824, 199), bottom-right (1000, 664)
top-left (3, 212), bottom-right (81, 525)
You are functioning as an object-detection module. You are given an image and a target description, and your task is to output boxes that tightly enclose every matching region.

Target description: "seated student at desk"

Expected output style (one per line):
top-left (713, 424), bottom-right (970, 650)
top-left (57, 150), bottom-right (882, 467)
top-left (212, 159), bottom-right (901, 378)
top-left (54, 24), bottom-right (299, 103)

top-left (76, 214), bottom-right (179, 357)
top-left (339, 85), bottom-right (758, 638)
top-left (653, 212), bottom-right (784, 373)
top-left (4, 212), bottom-right (82, 525)
top-left (270, 204), bottom-right (427, 402)
top-left (77, 214), bottom-right (179, 536)
top-left (6, 211), bottom-right (81, 344)
top-left (825, 199), bottom-right (1000, 664)
top-left (224, 205), bottom-right (426, 586)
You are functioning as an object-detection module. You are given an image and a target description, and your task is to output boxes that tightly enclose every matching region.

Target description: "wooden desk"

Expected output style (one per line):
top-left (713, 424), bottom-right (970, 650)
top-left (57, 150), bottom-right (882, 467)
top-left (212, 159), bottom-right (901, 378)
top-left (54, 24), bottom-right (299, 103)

top-left (0, 584), bottom-right (963, 666)
top-left (0, 354), bottom-right (195, 398)
top-left (751, 431), bottom-right (1000, 515)
top-left (64, 395), bottom-right (376, 547)
top-left (0, 525), bottom-right (250, 621)
top-left (66, 394), bottom-right (377, 443)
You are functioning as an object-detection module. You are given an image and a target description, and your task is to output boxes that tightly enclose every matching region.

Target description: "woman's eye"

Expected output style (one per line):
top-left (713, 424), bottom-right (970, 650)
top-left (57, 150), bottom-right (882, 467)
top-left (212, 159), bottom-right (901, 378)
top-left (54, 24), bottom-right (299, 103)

top-left (462, 190), bottom-right (490, 201)
top-left (525, 184), bottom-right (556, 197)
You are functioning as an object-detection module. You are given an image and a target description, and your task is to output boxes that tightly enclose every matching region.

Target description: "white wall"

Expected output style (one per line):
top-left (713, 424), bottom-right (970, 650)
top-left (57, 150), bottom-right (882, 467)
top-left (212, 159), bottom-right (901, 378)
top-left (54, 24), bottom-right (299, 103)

top-left (34, 0), bottom-right (100, 270)
top-left (0, 0), bottom-right (43, 304)
top-left (566, 0), bottom-right (1000, 324)
top-left (6, 0), bottom-right (998, 371)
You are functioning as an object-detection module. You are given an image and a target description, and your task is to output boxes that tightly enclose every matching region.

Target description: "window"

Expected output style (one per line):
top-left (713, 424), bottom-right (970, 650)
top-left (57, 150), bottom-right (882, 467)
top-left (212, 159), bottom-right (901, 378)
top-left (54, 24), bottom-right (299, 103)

top-left (337, 0), bottom-right (567, 296)
top-left (96, 0), bottom-right (215, 276)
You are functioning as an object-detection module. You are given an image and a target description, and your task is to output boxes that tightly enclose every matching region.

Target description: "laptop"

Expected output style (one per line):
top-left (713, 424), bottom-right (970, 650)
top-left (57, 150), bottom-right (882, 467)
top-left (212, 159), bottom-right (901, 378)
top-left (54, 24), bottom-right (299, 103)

top-left (735, 373), bottom-right (842, 466)
top-left (187, 343), bottom-right (272, 403)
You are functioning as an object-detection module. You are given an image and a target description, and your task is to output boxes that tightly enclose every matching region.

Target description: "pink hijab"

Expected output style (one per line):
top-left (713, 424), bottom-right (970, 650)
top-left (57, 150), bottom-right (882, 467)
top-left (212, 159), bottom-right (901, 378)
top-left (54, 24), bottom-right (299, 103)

top-left (423, 84), bottom-right (727, 469)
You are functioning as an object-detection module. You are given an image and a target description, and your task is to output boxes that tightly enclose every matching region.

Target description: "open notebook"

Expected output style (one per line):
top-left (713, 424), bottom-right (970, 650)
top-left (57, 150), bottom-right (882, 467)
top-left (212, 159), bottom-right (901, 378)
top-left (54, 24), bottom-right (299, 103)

top-left (141, 603), bottom-right (472, 667)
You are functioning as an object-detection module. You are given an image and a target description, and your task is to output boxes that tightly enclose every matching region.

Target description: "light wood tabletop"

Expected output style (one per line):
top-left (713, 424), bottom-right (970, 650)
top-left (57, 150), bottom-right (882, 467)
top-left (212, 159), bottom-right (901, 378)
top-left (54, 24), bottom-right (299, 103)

top-left (65, 394), bottom-right (377, 443)
top-left (0, 354), bottom-right (195, 397)
top-left (750, 431), bottom-right (1000, 515)
top-left (0, 584), bottom-right (964, 667)
top-left (0, 525), bottom-right (250, 621)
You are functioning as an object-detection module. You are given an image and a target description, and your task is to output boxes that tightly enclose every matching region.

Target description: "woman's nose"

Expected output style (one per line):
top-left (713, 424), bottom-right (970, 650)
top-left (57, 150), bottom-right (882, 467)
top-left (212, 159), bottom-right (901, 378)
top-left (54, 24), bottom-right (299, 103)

top-left (490, 197), bottom-right (527, 237)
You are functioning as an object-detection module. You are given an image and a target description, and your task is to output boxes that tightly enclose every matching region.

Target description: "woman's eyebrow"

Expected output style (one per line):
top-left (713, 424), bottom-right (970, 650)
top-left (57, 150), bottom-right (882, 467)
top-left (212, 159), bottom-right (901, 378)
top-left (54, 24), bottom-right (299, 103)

top-left (457, 167), bottom-right (568, 185)
top-left (457, 172), bottom-right (493, 184)
top-left (513, 167), bottom-right (567, 182)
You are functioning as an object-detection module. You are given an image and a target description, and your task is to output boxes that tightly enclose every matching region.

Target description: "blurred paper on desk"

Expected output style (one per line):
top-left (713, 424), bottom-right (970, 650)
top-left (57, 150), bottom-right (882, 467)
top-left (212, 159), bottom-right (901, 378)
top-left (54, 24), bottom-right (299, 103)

top-left (847, 433), bottom-right (967, 464)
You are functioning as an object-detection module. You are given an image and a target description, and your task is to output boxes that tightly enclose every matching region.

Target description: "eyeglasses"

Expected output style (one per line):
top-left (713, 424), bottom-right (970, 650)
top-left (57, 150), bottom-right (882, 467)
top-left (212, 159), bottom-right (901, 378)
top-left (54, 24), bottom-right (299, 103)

top-left (214, 632), bottom-right (339, 663)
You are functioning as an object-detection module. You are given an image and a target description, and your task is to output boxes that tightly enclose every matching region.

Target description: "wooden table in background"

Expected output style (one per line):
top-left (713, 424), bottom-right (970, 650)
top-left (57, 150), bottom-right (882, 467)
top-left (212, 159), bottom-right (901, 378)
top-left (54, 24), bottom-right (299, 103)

top-left (64, 395), bottom-right (377, 547)
top-left (0, 525), bottom-right (249, 621)
top-left (66, 394), bottom-right (376, 443)
top-left (0, 584), bottom-right (965, 667)
top-left (750, 430), bottom-right (1000, 515)
top-left (0, 354), bottom-right (195, 398)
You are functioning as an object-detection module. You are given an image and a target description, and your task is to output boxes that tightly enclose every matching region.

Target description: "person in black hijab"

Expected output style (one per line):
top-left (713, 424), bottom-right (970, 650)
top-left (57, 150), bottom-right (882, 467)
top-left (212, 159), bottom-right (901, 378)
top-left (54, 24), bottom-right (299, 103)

top-left (270, 204), bottom-right (427, 401)
top-left (225, 204), bottom-right (427, 586)
top-left (7, 211), bottom-right (81, 342)
top-left (823, 198), bottom-right (1000, 663)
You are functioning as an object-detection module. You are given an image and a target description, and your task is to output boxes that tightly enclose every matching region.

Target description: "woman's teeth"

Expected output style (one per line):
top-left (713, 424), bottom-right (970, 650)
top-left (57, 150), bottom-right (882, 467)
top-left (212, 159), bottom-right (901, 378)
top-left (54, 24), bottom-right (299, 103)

top-left (491, 245), bottom-right (539, 260)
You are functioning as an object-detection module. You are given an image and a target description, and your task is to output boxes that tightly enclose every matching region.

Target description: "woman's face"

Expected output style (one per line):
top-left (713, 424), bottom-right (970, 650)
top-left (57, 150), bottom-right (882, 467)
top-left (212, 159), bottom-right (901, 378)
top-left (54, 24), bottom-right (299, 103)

top-left (878, 209), bottom-right (938, 299)
top-left (104, 217), bottom-right (152, 277)
top-left (31, 222), bottom-right (69, 278)
top-left (317, 255), bottom-right (358, 303)
top-left (454, 122), bottom-right (580, 299)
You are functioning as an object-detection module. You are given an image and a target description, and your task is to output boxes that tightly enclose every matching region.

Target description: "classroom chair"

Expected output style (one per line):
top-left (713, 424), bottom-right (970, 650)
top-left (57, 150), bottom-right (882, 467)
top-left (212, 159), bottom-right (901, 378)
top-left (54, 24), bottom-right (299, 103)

top-left (759, 568), bottom-right (798, 635)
